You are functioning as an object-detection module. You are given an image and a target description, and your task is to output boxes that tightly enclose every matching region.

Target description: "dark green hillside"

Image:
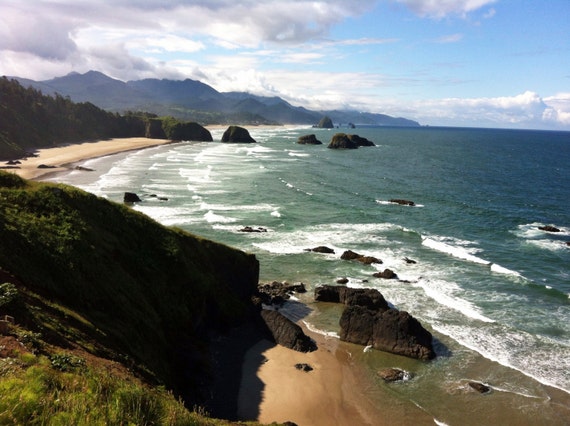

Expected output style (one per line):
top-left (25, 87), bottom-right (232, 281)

top-left (0, 77), bottom-right (212, 160)
top-left (0, 171), bottom-right (260, 415)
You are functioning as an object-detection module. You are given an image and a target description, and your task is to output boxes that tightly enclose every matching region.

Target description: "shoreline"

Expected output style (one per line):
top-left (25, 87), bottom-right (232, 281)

top-left (2, 137), bottom-right (174, 181)
top-left (238, 321), bottom-right (435, 426)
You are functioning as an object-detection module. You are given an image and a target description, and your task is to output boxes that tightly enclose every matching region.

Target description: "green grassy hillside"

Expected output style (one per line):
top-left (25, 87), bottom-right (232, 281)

top-left (0, 171), bottom-right (263, 424)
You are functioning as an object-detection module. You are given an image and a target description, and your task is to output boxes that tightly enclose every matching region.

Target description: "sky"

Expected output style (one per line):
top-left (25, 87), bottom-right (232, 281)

top-left (1, 0), bottom-right (569, 130)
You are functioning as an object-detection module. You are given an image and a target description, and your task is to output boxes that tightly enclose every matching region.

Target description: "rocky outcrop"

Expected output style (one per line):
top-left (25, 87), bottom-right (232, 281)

top-left (221, 126), bottom-right (256, 143)
top-left (314, 285), bottom-right (389, 311)
top-left (260, 310), bottom-right (317, 352)
top-left (297, 134), bottom-right (323, 145)
top-left (238, 226), bottom-right (267, 233)
top-left (468, 381), bottom-right (491, 394)
top-left (123, 192), bottom-right (142, 203)
top-left (258, 281), bottom-right (307, 306)
top-left (307, 246), bottom-right (335, 254)
top-left (341, 250), bottom-right (382, 264)
top-left (389, 199), bottom-right (415, 206)
top-left (316, 116), bottom-right (334, 128)
top-left (378, 368), bottom-right (413, 382)
top-left (327, 133), bottom-right (375, 149)
top-left (315, 285), bottom-right (434, 360)
top-left (165, 122), bottom-right (213, 142)
top-left (539, 225), bottom-right (560, 232)
top-left (340, 306), bottom-right (435, 360)
top-left (372, 269), bottom-right (397, 279)
top-left (145, 118), bottom-right (167, 139)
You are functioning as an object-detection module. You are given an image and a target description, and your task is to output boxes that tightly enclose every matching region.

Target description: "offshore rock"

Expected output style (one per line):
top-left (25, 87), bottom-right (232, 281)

top-left (373, 269), bottom-right (397, 279)
top-left (260, 310), bottom-right (317, 352)
top-left (123, 192), bottom-right (142, 203)
top-left (389, 199), bottom-right (415, 206)
top-left (307, 246), bottom-right (335, 254)
top-left (297, 134), bottom-right (323, 145)
top-left (221, 126), bottom-right (256, 143)
top-left (316, 116), bottom-right (334, 128)
top-left (314, 285), bottom-right (389, 311)
top-left (539, 225), bottom-right (560, 232)
top-left (378, 368), bottom-right (414, 383)
top-left (340, 306), bottom-right (435, 360)
top-left (327, 133), bottom-right (375, 149)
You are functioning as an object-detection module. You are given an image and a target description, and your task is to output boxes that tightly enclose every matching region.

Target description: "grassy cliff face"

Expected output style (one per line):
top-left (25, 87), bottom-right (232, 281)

top-left (0, 171), bottom-right (259, 406)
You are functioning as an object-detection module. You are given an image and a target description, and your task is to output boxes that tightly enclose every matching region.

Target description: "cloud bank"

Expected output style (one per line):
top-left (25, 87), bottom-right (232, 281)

top-left (1, 0), bottom-right (568, 130)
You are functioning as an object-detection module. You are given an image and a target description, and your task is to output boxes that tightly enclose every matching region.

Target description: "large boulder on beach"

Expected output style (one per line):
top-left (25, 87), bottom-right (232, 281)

top-left (260, 309), bottom-right (317, 352)
top-left (340, 306), bottom-right (435, 360)
top-left (221, 126), bottom-right (256, 143)
top-left (166, 122), bottom-right (213, 142)
top-left (297, 134), bottom-right (323, 145)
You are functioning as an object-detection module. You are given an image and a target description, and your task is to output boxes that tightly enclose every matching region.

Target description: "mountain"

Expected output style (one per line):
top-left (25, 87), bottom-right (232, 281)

top-left (11, 71), bottom-right (420, 127)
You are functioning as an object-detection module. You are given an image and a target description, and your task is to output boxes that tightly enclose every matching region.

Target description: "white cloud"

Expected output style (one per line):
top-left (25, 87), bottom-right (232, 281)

top-left (394, 0), bottom-right (497, 18)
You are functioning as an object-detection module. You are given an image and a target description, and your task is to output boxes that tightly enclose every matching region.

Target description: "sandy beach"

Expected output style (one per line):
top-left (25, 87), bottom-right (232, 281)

top-left (238, 324), bottom-right (435, 426)
top-left (2, 137), bottom-right (172, 180)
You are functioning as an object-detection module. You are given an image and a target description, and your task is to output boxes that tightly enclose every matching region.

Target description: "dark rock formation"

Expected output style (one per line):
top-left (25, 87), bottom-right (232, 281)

top-left (389, 199), bottom-right (415, 206)
top-left (297, 134), bottom-right (323, 145)
top-left (468, 381), bottom-right (491, 394)
top-left (295, 363), bottom-right (314, 372)
top-left (341, 250), bottom-right (382, 264)
top-left (327, 133), bottom-right (358, 149)
top-left (307, 246), bottom-right (335, 254)
top-left (539, 225), bottom-right (561, 232)
top-left (378, 368), bottom-right (413, 382)
top-left (123, 192), bottom-right (142, 203)
top-left (341, 250), bottom-right (363, 260)
top-left (327, 133), bottom-right (375, 149)
top-left (316, 116), bottom-right (334, 128)
top-left (166, 121), bottom-right (213, 142)
top-left (314, 285), bottom-right (389, 311)
top-left (373, 269), bottom-right (397, 279)
top-left (340, 306), bottom-right (435, 360)
top-left (336, 277), bottom-right (349, 284)
top-left (347, 134), bottom-right (375, 147)
top-left (37, 164), bottom-right (56, 169)
top-left (258, 281), bottom-right (306, 306)
top-left (357, 256), bottom-right (382, 265)
top-left (238, 226), bottom-right (267, 233)
top-left (260, 310), bottom-right (317, 352)
top-left (403, 257), bottom-right (417, 264)
top-left (221, 126), bottom-right (256, 143)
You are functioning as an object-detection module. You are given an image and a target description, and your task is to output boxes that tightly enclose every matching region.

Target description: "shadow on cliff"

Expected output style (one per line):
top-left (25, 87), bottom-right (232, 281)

top-left (206, 300), bottom-right (314, 421)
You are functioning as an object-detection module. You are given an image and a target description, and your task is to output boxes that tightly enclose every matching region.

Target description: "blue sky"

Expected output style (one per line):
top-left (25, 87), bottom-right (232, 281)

top-left (2, 0), bottom-right (569, 129)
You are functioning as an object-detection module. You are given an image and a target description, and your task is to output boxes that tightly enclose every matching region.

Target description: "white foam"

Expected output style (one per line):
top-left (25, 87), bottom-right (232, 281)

top-left (422, 237), bottom-right (490, 265)
top-left (203, 210), bottom-right (237, 223)
top-left (490, 263), bottom-right (522, 277)
top-left (417, 279), bottom-right (495, 323)
top-left (432, 323), bottom-right (570, 395)
top-left (302, 320), bottom-right (340, 339)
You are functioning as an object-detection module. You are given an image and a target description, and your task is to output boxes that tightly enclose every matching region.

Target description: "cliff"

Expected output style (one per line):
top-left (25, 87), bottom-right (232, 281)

top-left (0, 171), bottom-right (261, 420)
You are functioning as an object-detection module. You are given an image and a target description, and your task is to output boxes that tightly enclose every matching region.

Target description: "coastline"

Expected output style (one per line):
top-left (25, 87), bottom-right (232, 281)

top-left (238, 322), bottom-right (435, 426)
top-left (3, 137), bottom-right (173, 181)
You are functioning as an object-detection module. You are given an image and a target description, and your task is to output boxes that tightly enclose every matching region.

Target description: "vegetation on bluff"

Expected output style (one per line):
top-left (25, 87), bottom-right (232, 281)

top-left (0, 171), bottom-right (263, 424)
top-left (0, 77), bottom-right (212, 160)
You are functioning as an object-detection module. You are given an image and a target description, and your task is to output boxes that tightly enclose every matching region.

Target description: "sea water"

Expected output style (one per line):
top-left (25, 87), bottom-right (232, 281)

top-left (50, 126), bottom-right (570, 424)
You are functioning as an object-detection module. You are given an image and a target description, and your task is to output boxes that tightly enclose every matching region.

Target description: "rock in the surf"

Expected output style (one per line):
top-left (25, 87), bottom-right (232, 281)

top-left (378, 368), bottom-right (414, 382)
top-left (221, 125), bottom-right (256, 143)
top-left (340, 306), bottom-right (435, 360)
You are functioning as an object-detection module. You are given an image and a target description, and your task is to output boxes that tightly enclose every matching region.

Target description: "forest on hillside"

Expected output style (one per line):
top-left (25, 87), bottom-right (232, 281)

top-left (0, 77), bottom-right (209, 160)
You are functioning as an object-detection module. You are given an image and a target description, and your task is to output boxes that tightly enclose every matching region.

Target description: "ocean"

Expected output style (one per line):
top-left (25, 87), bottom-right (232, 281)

top-left (49, 126), bottom-right (570, 425)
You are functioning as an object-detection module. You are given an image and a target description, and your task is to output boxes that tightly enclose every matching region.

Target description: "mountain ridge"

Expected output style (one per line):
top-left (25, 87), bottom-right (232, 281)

top-left (11, 71), bottom-right (420, 127)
